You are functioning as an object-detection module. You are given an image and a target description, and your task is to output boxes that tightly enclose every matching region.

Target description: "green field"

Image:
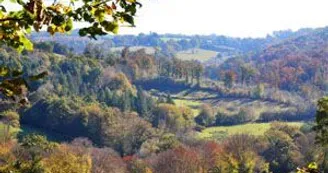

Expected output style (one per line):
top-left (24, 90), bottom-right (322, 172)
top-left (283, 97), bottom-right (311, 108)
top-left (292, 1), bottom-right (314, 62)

top-left (174, 99), bottom-right (202, 116)
top-left (176, 48), bottom-right (218, 62)
top-left (198, 122), bottom-right (304, 140)
top-left (110, 46), bottom-right (218, 62)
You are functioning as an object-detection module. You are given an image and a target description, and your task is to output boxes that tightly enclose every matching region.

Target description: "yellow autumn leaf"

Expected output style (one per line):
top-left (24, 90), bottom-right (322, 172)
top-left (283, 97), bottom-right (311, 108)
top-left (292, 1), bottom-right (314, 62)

top-left (105, 6), bottom-right (113, 15)
top-left (308, 162), bottom-right (318, 169)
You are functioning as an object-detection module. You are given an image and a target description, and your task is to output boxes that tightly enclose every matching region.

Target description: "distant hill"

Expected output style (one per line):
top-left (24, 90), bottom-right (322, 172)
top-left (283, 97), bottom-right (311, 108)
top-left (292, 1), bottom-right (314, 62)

top-left (211, 27), bottom-right (328, 95)
top-left (30, 28), bottom-right (316, 56)
top-left (254, 27), bottom-right (328, 91)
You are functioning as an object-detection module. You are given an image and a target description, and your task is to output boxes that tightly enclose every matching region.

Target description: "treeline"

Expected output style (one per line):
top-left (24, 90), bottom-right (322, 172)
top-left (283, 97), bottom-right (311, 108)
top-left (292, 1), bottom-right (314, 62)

top-left (195, 104), bottom-right (314, 127)
top-left (156, 55), bottom-right (204, 85)
top-left (0, 122), bottom-right (326, 173)
top-left (30, 28), bottom-right (315, 55)
top-left (206, 27), bottom-right (328, 98)
top-left (22, 96), bottom-right (155, 155)
top-left (4, 40), bottom-right (315, 128)
top-left (0, 44), bottom-right (198, 151)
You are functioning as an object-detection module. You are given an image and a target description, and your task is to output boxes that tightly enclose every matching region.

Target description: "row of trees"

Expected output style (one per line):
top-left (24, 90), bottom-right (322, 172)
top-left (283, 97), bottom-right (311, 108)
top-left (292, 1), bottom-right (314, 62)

top-left (0, 122), bottom-right (326, 173)
top-left (156, 56), bottom-right (204, 85)
top-left (195, 104), bottom-right (314, 127)
top-left (30, 28), bottom-right (313, 55)
top-left (207, 29), bottom-right (328, 94)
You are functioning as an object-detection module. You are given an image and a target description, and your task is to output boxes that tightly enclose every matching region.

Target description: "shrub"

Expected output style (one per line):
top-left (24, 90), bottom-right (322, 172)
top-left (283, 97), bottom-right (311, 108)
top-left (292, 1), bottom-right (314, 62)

top-left (195, 104), bottom-right (216, 127)
top-left (153, 104), bottom-right (195, 133)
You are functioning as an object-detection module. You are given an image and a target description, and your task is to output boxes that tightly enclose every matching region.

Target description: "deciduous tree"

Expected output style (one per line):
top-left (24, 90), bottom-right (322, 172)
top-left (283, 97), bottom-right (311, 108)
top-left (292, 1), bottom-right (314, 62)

top-left (0, 0), bottom-right (141, 52)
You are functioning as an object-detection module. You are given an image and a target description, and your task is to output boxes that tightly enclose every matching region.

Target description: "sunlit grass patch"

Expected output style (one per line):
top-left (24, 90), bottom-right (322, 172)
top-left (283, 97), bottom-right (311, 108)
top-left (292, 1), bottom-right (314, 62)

top-left (176, 48), bottom-right (218, 62)
top-left (174, 99), bottom-right (202, 116)
top-left (198, 122), bottom-right (304, 140)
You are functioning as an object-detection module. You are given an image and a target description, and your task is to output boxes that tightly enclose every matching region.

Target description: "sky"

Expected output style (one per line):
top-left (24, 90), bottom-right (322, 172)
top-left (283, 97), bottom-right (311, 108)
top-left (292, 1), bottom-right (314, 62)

top-left (4, 0), bottom-right (328, 38)
top-left (119, 0), bottom-right (328, 38)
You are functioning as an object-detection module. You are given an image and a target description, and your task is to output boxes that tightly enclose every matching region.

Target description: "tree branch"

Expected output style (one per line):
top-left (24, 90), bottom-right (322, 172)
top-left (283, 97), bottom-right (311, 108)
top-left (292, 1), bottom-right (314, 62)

top-left (0, 18), bottom-right (24, 22)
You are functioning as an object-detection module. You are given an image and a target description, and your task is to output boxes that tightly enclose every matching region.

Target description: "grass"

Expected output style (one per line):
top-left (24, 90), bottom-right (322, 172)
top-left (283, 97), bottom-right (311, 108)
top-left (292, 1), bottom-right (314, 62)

top-left (174, 99), bottom-right (202, 107)
top-left (174, 99), bottom-right (202, 116)
top-left (198, 122), bottom-right (304, 140)
top-left (110, 46), bottom-right (218, 62)
top-left (176, 48), bottom-right (218, 62)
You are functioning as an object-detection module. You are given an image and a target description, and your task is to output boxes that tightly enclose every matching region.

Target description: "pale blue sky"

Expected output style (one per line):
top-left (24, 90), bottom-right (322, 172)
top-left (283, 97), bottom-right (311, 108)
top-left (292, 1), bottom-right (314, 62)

top-left (4, 0), bottom-right (328, 38)
top-left (120, 0), bottom-right (328, 37)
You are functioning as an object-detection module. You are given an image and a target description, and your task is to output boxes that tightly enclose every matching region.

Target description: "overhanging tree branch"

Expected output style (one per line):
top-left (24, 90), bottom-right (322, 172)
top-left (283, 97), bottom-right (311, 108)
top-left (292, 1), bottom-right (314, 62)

top-left (0, 18), bottom-right (24, 22)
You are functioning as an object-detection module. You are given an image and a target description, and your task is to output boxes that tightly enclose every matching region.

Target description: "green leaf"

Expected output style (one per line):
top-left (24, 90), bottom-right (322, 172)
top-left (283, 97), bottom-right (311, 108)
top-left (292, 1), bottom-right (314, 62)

top-left (103, 21), bottom-right (119, 34)
top-left (47, 25), bottom-right (56, 35)
top-left (52, 15), bottom-right (65, 26)
top-left (2, 88), bottom-right (14, 97)
top-left (64, 19), bottom-right (73, 32)
top-left (0, 5), bottom-right (6, 12)
top-left (94, 9), bottom-right (105, 22)
top-left (127, 4), bottom-right (137, 15)
top-left (79, 28), bottom-right (88, 36)
top-left (308, 162), bottom-right (318, 169)
top-left (26, 27), bottom-right (32, 34)
top-left (19, 35), bottom-right (33, 51)
top-left (122, 14), bottom-right (134, 26)
top-left (0, 67), bottom-right (9, 77)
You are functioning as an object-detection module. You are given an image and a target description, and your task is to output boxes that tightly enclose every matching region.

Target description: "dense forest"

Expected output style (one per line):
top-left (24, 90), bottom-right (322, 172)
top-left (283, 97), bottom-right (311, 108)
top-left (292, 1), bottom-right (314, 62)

top-left (1, 24), bottom-right (328, 172)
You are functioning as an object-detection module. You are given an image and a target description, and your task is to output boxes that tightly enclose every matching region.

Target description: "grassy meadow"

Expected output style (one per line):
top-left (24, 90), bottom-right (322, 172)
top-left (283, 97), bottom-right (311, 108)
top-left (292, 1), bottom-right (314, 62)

top-left (174, 99), bottom-right (202, 116)
top-left (197, 122), bottom-right (304, 140)
top-left (176, 48), bottom-right (218, 62)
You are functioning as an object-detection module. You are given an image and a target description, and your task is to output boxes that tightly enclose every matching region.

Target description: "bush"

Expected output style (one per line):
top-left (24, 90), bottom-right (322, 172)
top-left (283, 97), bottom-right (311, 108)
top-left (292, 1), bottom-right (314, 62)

top-left (153, 104), bottom-right (195, 133)
top-left (22, 96), bottom-right (154, 155)
top-left (0, 111), bottom-right (20, 128)
top-left (215, 108), bottom-right (256, 125)
top-left (195, 104), bottom-right (216, 127)
top-left (258, 107), bottom-right (314, 122)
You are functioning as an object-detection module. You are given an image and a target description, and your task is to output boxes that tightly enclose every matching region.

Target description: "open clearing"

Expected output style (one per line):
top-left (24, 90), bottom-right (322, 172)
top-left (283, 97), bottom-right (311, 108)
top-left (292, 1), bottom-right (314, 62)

top-left (176, 48), bottom-right (218, 62)
top-left (198, 122), bottom-right (304, 140)
top-left (174, 99), bottom-right (202, 116)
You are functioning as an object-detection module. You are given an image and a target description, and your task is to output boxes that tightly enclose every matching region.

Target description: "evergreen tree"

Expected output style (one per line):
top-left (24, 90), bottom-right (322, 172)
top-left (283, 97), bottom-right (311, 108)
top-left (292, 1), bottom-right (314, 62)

top-left (136, 87), bottom-right (148, 116)
top-left (104, 87), bottom-right (113, 106)
top-left (314, 97), bottom-right (328, 146)
top-left (136, 87), bottom-right (155, 121)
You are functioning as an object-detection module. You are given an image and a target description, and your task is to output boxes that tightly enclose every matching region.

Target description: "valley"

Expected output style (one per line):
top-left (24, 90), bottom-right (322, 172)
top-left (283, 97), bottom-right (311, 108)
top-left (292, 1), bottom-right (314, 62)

top-left (0, 27), bottom-right (327, 172)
